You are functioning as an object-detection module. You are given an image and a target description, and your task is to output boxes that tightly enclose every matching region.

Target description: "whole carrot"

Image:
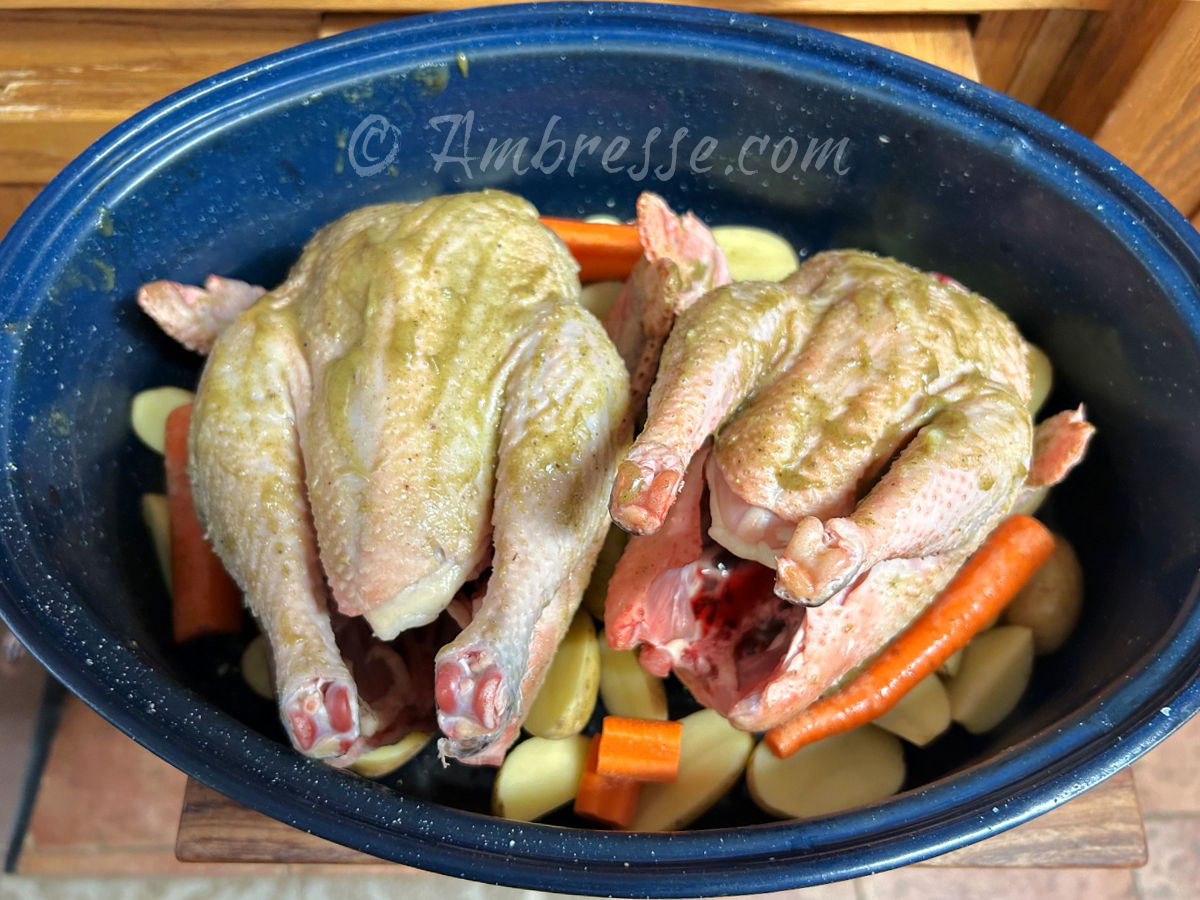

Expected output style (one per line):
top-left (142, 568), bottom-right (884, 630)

top-left (765, 515), bottom-right (1055, 758)
top-left (164, 403), bottom-right (243, 643)
top-left (539, 216), bottom-right (643, 282)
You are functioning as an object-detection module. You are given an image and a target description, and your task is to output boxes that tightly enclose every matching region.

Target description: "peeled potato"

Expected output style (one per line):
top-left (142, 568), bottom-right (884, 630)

top-left (1002, 535), bottom-right (1083, 655)
top-left (239, 633), bottom-right (274, 700)
top-left (598, 637), bottom-right (668, 721)
top-left (581, 525), bottom-right (629, 621)
top-left (579, 280), bottom-right (625, 320)
top-left (712, 225), bottom-right (800, 282)
top-left (351, 732), bottom-right (432, 778)
top-left (748, 725), bottom-right (904, 820)
top-left (523, 610), bottom-right (600, 739)
top-left (938, 647), bottom-right (964, 679)
top-left (631, 708), bottom-right (754, 831)
top-left (492, 734), bottom-right (591, 821)
top-left (140, 493), bottom-right (171, 586)
top-left (873, 672), bottom-right (951, 747)
top-left (1026, 343), bottom-right (1053, 415)
top-left (130, 386), bottom-right (194, 453)
top-left (947, 625), bottom-right (1035, 734)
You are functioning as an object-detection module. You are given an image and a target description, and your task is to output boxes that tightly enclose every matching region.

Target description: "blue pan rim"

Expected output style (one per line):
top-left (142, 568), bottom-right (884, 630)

top-left (1, 3), bottom-right (1200, 896)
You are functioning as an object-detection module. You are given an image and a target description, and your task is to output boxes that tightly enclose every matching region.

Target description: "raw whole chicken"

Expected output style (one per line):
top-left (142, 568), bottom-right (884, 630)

top-left (139, 190), bottom-right (630, 765)
top-left (608, 248), bottom-right (1094, 732)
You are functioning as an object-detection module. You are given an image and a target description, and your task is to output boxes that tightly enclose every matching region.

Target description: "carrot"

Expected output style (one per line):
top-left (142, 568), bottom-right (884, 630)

top-left (164, 403), bottom-right (242, 643)
top-left (596, 715), bottom-right (684, 782)
top-left (574, 734), bottom-right (642, 829)
top-left (765, 514), bottom-right (1056, 759)
top-left (539, 216), bottom-right (643, 282)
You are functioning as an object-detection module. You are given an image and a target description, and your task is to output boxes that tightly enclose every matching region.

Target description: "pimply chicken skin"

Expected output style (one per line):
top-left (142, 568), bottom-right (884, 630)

top-left (142, 191), bottom-right (630, 765)
top-left (608, 249), bottom-right (1093, 731)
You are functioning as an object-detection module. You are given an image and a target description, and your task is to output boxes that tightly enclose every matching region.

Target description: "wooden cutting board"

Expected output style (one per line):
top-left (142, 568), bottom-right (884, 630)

top-left (175, 767), bottom-right (1147, 868)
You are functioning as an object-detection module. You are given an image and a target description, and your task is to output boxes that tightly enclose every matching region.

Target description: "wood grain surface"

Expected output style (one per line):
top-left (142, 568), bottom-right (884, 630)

top-left (175, 769), bottom-right (1146, 868)
top-left (0, 1), bottom-right (1115, 12)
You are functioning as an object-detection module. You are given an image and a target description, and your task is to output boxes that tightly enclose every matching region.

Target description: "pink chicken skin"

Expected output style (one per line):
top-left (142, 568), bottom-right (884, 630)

top-left (139, 191), bottom-right (630, 766)
top-left (608, 248), bottom-right (1094, 732)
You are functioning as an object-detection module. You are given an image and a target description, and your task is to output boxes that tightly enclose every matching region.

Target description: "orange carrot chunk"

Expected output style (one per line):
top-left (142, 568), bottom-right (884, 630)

top-left (539, 216), bottom-right (643, 282)
top-left (574, 734), bottom-right (642, 829)
top-left (596, 715), bottom-right (683, 783)
top-left (164, 403), bottom-right (243, 643)
top-left (765, 514), bottom-right (1056, 759)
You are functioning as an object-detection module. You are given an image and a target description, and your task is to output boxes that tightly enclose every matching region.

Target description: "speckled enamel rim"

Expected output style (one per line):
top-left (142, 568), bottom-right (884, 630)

top-left (2, 3), bottom-right (1200, 896)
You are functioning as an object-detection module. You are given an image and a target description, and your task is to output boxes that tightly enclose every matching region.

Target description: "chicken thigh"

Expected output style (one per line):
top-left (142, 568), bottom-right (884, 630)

top-left (608, 249), bottom-right (1093, 731)
top-left (140, 191), bottom-right (630, 765)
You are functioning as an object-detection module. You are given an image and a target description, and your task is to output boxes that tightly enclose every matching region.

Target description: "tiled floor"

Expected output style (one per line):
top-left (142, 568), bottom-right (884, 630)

top-left (1, 671), bottom-right (1197, 899)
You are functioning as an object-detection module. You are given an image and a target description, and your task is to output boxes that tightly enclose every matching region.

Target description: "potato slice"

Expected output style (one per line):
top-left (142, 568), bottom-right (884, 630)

top-left (1002, 535), bottom-right (1083, 655)
top-left (631, 709), bottom-right (754, 831)
top-left (1026, 343), bottom-right (1053, 415)
top-left (873, 673), bottom-right (951, 747)
top-left (746, 725), bottom-right (905, 820)
top-left (140, 493), bottom-right (171, 587)
top-left (938, 647), bottom-right (964, 679)
top-left (582, 525), bottom-right (629, 621)
top-left (947, 625), bottom-right (1034, 734)
top-left (712, 225), bottom-right (800, 282)
top-left (492, 734), bottom-right (591, 822)
top-left (351, 732), bottom-right (432, 778)
top-left (579, 280), bottom-right (625, 320)
top-left (598, 637), bottom-right (668, 721)
top-left (130, 386), bottom-right (194, 453)
top-left (523, 610), bottom-right (600, 739)
top-left (239, 633), bottom-right (274, 700)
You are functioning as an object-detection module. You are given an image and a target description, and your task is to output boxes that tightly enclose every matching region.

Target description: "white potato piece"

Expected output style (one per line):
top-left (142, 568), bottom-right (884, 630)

top-left (141, 493), bottom-right (171, 587)
top-left (130, 386), bottom-right (194, 453)
top-left (582, 524), bottom-right (629, 621)
top-left (598, 636), bottom-right (668, 720)
top-left (947, 626), bottom-right (1035, 734)
top-left (747, 725), bottom-right (904, 820)
top-left (491, 734), bottom-right (591, 822)
top-left (873, 673), bottom-right (951, 747)
top-left (938, 647), bottom-right (964, 679)
top-left (712, 225), bottom-right (800, 282)
top-left (1002, 535), bottom-right (1083, 655)
top-left (631, 708), bottom-right (754, 831)
top-left (579, 280), bottom-right (625, 320)
top-left (351, 732), bottom-right (432, 778)
top-left (239, 633), bottom-right (274, 700)
top-left (523, 610), bottom-right (600, 739)
top-left (1026, 343), bottom-right (1053, 415)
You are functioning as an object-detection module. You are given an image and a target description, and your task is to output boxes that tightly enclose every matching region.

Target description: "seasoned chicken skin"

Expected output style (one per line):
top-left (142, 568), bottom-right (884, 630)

top-left (142, 191), bottom-right (630, 765)
top-left (608, 249), bottom-right (1093, 730)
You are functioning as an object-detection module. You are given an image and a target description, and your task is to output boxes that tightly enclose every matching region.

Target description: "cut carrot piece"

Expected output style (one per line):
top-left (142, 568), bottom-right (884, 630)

top-left (164, 403), bottom-right (243, 643)
top-left (765, 515), bottom-right (1055, 759)
top-left (596, 715), bottom-right (683, 783)
top-left (539, 216), bottom-right (643, 282)
top-left (574, 734), bottom-right (642, 829)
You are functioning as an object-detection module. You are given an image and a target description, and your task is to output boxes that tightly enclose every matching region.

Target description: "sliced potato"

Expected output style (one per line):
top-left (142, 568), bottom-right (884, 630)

top-left (631, 708), bottom-right (754, 831)
top-left (598, 637), bottom-right (668, 721)
top-left (746, 725), bottom-right (905, 820)
top-left (579, 280), bottom-right (625, 320)
top-left (1026, 343), bottom-right (1053, 415)
top-left (947, 625), bottom-right (1034, 734)
top-left (141, 493), bottom-right (171, 587)
top-left (1002, 535), bottom-right (1083, 655)
top-left (523, 610), bottom-right (600, 739)
top-left (712, 225), bottom-right (800, 282)
top-left (492, 733), bottom-right (591, 821)
top-left (351, 732), bottom-right (432, 778)
top-left (873, 672), bottom-right (951, 747)
top-left (938, 647), bottom-right (964, 679)
top-left (130, 386), bottom-right (194, 453)
top-left (581, 525), bottom-right (629, 621)
top-left (239, 633), bottom-right (274, 700)
top-left (583, 213), bottom-right (623, 225)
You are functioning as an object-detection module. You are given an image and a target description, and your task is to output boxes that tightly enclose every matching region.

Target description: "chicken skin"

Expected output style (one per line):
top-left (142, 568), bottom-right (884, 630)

top-left (140, 191), bottom-right (630, 765)
top-left (608, 249), bottom-right (1093, 731)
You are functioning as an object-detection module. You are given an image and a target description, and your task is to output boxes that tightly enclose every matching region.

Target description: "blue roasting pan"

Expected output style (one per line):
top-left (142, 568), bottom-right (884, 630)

top-left (1, 3), bottom-right (1199, 895)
